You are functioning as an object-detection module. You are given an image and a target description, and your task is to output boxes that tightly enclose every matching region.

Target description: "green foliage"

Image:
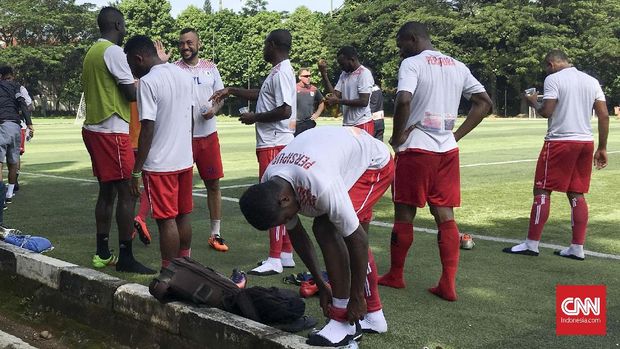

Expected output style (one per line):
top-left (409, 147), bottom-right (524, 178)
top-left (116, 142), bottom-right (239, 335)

top-left (118, 0), bottom-right (176, 44)
top-left (241, 0), bottom-right (268, 16)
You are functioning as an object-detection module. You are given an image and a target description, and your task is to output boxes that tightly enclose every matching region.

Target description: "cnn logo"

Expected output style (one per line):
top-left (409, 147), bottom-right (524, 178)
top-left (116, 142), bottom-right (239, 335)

top-left (556, 285), bottom-right (606, 336)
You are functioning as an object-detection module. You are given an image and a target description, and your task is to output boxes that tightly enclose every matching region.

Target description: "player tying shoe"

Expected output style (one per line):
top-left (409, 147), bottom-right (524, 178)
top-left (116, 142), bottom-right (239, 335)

top-left (239, 126), bottom-right (393, 346)
top-left (378, 22), bottom-right (491, 301)
top-left (504, 50), bottom-right (609, 260)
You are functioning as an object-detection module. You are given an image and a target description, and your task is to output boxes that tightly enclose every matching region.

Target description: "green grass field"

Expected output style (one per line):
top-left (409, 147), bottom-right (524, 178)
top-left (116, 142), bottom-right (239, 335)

top-left (7, 116), bottom-right (619, 348)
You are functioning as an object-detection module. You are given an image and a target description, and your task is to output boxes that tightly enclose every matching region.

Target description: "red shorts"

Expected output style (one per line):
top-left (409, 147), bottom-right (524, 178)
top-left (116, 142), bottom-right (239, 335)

top-left (19, 129), bottom-right (25, 155)
top-left (143, 167), bottom-right (194, 220)
top-left (82, 128), bottom-right (134, 182)
top-left (193, 132), bottom-right (224, 181)
top-left (256, 145), bottom-right (286, 178)
top-left (354, 120), bottom-right (375, 136)
top-left (392, 148), bottom-right (460, 208)
top-left (534, 140), bottom-right (593, 193)
top-left (349, 158), bottom-right (394, 223)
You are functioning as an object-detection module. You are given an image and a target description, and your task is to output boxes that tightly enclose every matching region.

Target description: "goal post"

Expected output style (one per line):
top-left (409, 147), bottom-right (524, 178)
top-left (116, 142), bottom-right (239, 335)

top-left (74, 92), bottom-right (86, 125)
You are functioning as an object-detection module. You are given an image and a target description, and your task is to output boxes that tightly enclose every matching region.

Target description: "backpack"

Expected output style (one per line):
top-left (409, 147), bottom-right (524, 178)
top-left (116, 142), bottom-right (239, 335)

top-left (226, 286), bottom-right (305, 325)
top-left (149, 257), bottom-right (240, 307)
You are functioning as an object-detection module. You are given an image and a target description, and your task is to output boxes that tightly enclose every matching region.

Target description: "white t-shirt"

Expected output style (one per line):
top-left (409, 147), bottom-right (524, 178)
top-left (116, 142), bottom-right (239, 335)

top-left (262, 126), bottom-right (390, 237)
top-left (84, 39), bottom-right (135, 134)
top-left (396, 50), bottom-right (486, 153)
top-left (255, 59), bottom-right (296, 149)
top-left (543, 67), bottom-right (605, 141)
top-left (335, 65), bottom-right (374, 126)
top-left (138, 63), bottom-right (195, 172)
top-left (174, 59), bottom-right (224, 138)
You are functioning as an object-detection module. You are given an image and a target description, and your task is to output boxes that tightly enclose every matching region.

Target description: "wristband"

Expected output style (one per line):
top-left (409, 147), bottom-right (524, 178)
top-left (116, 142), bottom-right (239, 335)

top-left (131, 171), bottom-right (142, 178)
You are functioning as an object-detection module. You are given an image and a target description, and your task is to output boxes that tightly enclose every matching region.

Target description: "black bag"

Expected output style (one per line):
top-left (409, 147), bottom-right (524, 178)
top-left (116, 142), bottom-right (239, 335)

top-left (149, 257), bottom-right (240, 308)
top-left (227, 286), bottom-right (305, 324)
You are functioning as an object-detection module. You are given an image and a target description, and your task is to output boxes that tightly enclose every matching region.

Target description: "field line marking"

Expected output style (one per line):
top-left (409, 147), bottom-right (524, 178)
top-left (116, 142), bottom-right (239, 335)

top-left (20, 171), bottom-right (620, 260)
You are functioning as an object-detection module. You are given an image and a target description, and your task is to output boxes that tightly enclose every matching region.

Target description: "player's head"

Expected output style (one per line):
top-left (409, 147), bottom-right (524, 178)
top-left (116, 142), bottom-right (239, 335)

top-left (336, 46), bottom-right (359, 73)
top-left (239, 180), bottom-right (298, 230)
top-left (97, 6), bottom-right (126, 45)
top-left (179, 28), bottom-right (201, 62)
top-left (0, 65), bottom-right (14, 80)
top-left (396, 21), bottom-right (431, 59)
top-left (124, 35), bottom-right (158, 78)
top-left (298, 67), bottom-right (311, 84)
top-left (544, 49), bottom-right (570, 74)
top-left (263, 29), bottom-right (292, 62)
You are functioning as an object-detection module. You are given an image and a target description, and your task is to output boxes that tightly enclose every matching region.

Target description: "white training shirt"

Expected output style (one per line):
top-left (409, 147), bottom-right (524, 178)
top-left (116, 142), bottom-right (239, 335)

top-left (84, 39), bottom-right (135, 134)
top-left (543, 67), bottom-right (606, 141)
top-left (335, 65), bottom-right (374, 126)
top-left (138, 63), bottom-right (195, 172)
top-left (396, 50), bottom-right (486, 153)
top-left (255, 59), bottom-right (296, 149)
top-left (174, 59), bottom-right (224, 138)
top-left (262, 126), bottom-right (391, 237)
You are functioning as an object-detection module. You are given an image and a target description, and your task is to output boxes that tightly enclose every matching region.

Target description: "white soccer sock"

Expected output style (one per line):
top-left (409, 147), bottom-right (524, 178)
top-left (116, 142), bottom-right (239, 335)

top-left (210, 220), bottom-right (221, 236)
top-left (360, 309), bottom-right (388, 333)
top-left (559, 244), bottom-right (585, 259)
top-left (315, 318), bottom-right (355, 344)
top-left (6, 184), bottom-right (14, 198)
top-left (511, 239), bottom-right (539, 253)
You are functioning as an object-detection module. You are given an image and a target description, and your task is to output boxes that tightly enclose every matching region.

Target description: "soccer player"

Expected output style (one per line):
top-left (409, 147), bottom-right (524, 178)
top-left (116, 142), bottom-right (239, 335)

top-left (211, 29), bottom-right (296, 275)
top-left (317, 46), bottom-right (375, 134)
top-left (124, 35), bottom-right (195, 269)
top-left (239, 126), bottom-right (393, 346)
top-left (81, 7), bottom-right (154, 274)
top-left (378, 22), bottom-right (492, 301)
top-left (171, 28), bottom-right (228, 252)
top-left (504, 50), bottom-right (609, 260)
top-left (129, 99), bottom-right (152, 245)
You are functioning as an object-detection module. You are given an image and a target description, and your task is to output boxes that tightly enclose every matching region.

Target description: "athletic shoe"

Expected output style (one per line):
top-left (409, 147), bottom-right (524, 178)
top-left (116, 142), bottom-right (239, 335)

top-left (134, 216), bottom-right (151, 245)
top-left (502, 247), bottom-right (539, 256)
top-left (13, 182), bottom-right (18, 193)
top-left (92, 254), bottom-right (118, 268)
top-left (208, 235), bottom-right (228, 252)
top-left (5, 196), bottom-right (13, 204)
top-left (300, 280), bottom-right (319, 298)
top-left (359, 309), bottom-right (388, 334)
top-left (3, 205), bottom-right (6, 211)
top-left (115, 259), bottom-right (157, 275)
top-left (0, 224), bottom-right (22, 238)
top-left (248, 258), bottom-right (283, 276)
top-left (307, 320), bottom-right (362, 347)
top-left (460, 234), bottom-right (475, 250)
top-left (280, 252), bottom-right (295, 268)
top-left (231, 268), bottom-right (247, 289)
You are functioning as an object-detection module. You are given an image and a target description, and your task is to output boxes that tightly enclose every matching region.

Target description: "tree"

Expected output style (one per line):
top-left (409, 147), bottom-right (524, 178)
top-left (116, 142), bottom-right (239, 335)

top-left (203, 0), bottom-right (213, 13)
top-left (118, 0), bottom-right (175, 41)
top-left (242, 0), bottom-right (268, 15)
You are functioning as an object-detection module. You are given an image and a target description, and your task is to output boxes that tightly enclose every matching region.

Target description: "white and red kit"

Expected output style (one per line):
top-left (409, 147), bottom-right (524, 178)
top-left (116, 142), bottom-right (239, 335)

top-left (335, 65), bottom-right (374, 131)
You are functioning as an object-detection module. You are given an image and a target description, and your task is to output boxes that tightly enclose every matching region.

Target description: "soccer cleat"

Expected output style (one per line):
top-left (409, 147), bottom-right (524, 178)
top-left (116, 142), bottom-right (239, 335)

top-left (248, 258), bottom-right (283, 276)
top-left (359, 309), bottom-right (388, 334)
top-left (0, 224), bottom-right (22, 238)
top-left (553, 250), bottom-right (585, 261)
top-left (208, 235), bottom-right (229, 252)
top-left (92, 254), bottom-right (118, 268)
top-left (115, 259), bottom-right (157, 275)
top-left (300, 280), bottom-right (319, 298)
top-left (307, 320), bottom-right (362, 347)
top-left (502, 247), bottom-right (539, 256)
top-left (460, 234), bottom-right (475, 250)
top-left (134, 216), bottom-right (151, 245)
top-left (231, 268), bottom-right (247, 288)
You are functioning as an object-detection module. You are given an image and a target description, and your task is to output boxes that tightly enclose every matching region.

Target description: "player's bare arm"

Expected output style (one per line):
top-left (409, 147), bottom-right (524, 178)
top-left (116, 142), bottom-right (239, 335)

top-left (317, 59), bottom-right (337, 96)
top-left (593, 99), bottom-right (609, 170)
top-left (389, 90), bottom-right (413, 150)
top-left (328, 92), bottom-right (370, 108)
top-left (311, 101), bottom-right (326, 120)
top-left (454, 92), bottom-right (492, 142)
top-left (203, 100), bottom-right (224, 120)
top-left (529, 97), bottom-right (557, 119)
top-left (210, 87), bottom-right (260, 104)
top-left (154, 40), bottom-right (171, 62)
top-left (131, 120), bottom-right (154, 197)
top-left (287, 217), bottom-right (332, 316)
top-left (118, 83), bottom-right (137, 102)
top-left (241, 104), bottom-right (292, 125)
top-left (344, 225), bottom-right (369, 323)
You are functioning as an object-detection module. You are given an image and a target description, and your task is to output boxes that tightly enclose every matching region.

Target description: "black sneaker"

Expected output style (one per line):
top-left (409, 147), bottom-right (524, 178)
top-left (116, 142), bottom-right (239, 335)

top-left (5, 197), bottom-right (12, 204)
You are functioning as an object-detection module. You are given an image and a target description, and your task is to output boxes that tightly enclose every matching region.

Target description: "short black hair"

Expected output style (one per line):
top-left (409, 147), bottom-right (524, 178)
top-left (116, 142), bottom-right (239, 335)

top-left (180, 28), bottom-right (198, 37)
top-left (545, 49), bottom-right (569, 63)
top-left (267, 29), bottom-right (292, 53)
top-left (337, 46), bottom-right (358, 60)
top-left (397, 21), bottom-right (430, 40)
top-left (0, 65), bottom-right (13, 77)
top-left (97, 6), bottom-right (124, 33)
top-left (239, 181), bottom-right (283, 231)
top-left (124, 35), bottom-right (157, 57)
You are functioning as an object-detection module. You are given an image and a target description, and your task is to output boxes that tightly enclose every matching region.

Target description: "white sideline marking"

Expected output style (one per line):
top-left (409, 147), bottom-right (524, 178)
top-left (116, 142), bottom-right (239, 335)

top-left (20, 171), bottom-right (620, 260)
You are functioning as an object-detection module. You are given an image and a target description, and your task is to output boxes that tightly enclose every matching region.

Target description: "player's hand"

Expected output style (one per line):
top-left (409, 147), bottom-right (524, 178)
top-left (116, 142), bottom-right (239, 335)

top-left (210, 88), bottom-right (230, 104)
top-left (525, 94), bottom-right (538, 106)
top-left (27, 125), bottom-right (34, 139)
top-left (318, 282), bottom-right (332, 318)
top-left (202, 109), bottom-right (216, 120)
top-left (594, 148), bottom-right (608, 170)
top-left (239, 112), bottom-right (257, 125)
top-left (317, 59), bottom-right (328, 72)
top-left (130, 177), bottom-right (141, 197)
top-left (346, 293), bottom-right (367, 324)
top-left (324, 94), bottom-right (339, 107)
top-left (389, 125), bottom-right (415, 151)
top-left (154, 40), bottom-right (171, 62)
top-left (310, 112), bottom-right (320, 120)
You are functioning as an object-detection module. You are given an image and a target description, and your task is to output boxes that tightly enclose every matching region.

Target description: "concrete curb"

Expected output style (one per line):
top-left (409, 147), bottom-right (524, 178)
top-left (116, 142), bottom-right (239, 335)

top-left (0, 329), bottom-right (38, 349)
top-left (0, 241), bottom-right (317, 348)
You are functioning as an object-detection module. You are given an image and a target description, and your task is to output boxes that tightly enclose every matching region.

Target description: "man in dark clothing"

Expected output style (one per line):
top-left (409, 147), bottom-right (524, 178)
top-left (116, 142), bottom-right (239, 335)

top-left (294, 68), bottom-right (324, 136)
top-left (369, 84), bottom-right (384, 141)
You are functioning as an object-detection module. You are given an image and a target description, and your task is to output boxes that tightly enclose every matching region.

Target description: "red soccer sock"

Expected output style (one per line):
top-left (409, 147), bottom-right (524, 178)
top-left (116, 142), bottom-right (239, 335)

top-left (268, 225), bottom-right (285, 258)
top-left (570, 196), bottom-right (588, 245)
top-left (378, 222), bottom-right (413, 289)
top-left (365, 249), bottom-right (383, 312)
top-left (281, 229), bottom-right (293, 253)
top-left (161, 259), bottom-right (171, 268)
top-left (178, 248), bottom-right (191, 258)
top-left (429, 220), bottom-right (459, 301)
top-left (137, 189), bottom-right (150, 220)
top-left (527, 194), bottom-right (550, 241)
